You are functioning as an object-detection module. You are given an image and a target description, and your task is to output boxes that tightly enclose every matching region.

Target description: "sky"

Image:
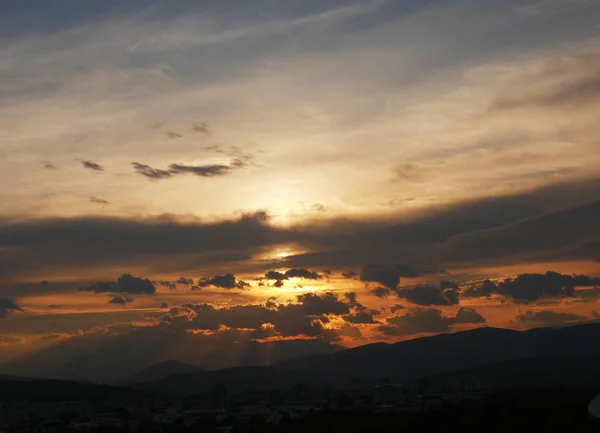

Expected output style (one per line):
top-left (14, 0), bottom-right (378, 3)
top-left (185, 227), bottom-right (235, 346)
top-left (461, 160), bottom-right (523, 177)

top-left (1, 0), bottom-right (600, 382)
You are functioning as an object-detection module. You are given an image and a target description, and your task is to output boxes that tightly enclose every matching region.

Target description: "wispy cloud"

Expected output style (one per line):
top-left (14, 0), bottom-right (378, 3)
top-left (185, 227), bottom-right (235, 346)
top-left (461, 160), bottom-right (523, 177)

top-left (78, 160), bottom-right (104, 172)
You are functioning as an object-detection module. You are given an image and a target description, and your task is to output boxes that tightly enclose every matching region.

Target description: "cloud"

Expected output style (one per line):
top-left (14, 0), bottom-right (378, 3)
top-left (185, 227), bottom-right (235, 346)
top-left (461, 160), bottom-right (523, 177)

top-left (0, 334), bottom-right (24, 344)
top-left (339, 323), bottom-right (362, 338)
top-left (192, 122), bottom-right (210, 134)
top-left (42, 161), bottom-right (56, 170)
top-left (515, 309), bottom-right (588, 326)
top-left (455, 307), bottom-right (486, 324)
top-left (166, 131), bottom-right (182, 139)
top-left (2, 178), bottom-right (600, 283)
top-left (371, 287), bottom-right (391, 298)
top-left (80, 274), bottom-right (156, 295)
top-left (176, 277), bottom-right (194, 286)
top-left (462, 279), bottom-right (497, 298)
top-left (380, 307), bottom-right (486, 336)
top-left (461, 272), bottom-right (599, 302)
top-left (395, 264), bottom-right (422, 278)
top-left (168, 162), bottom-right (238, 177)
top-left (263, 268), bottom-right (323, 287)
top-left (390, 304), bottom-right (405, 313)
top-left (132, 162), bottom-right (172, 180)
top-left (343, 311), bottom-right (377, 324)
top-left (491, 72), bottom-right (600, 111)
top-left (342, 270), bottom-right (358, 279)
top-left (198, 273), bottom-right (249, 289)
top-left (295, 292), bottom-right (351, 316)
top-left (160, 302), bottom-right (169, 309)
top-left (78, 160), bottom-right (104, 171)
top-left (162, 291), bottom-right (360, 342)
top-left (89, 196), bottom-right (110, 205)
top-left (396, 284), bottom-right (459, 306)
top-left (155, 280), bottom-right (177, 290)
top-left (360, 264), bottom-right (401, 289)
top-left (0, 298), bottom-right (23, 319)
top-left (109, 295), bottom-right (133, 305)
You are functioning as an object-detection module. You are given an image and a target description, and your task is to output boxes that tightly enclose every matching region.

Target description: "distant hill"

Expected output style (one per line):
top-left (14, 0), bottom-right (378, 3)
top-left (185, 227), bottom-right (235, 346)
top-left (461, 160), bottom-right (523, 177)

top-left (136, 323), bottom-right (600, 396)
top-left (276, 323), bottom-right (600, 380)
top-left (0, 374), bottom-right (41, 381)
top-left (121, 360), bottom-right (204, 385)
top-left (0, 332), bottom-right (338, 383)
top-left (134, 366), bottom-right (355, 395)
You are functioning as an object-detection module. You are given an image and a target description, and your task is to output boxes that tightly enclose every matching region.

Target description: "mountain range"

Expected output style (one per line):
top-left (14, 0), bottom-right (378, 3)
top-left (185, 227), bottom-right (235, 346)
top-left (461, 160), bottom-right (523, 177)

top-left (4, 322), bottom-right (600, 396)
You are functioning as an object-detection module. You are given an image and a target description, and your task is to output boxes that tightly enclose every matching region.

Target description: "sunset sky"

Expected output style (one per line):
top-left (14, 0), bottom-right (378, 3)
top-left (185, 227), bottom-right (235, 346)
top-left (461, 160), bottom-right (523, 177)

top-left (1, 0), bottom-right (599, 381)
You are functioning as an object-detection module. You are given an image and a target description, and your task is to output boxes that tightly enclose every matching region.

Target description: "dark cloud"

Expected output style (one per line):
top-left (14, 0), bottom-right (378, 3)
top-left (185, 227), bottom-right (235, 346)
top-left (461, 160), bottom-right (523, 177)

top-left (0, 334), bottom-right (23, 344)
top-left (2, 178), bottom-right (599, 283)
top-left (198, 273), bottom-right (248, 289)
top-left (42, 161), bottom-right (56, 170)
top-left (461, 272), bottom-right (599, 302)
top-left (390, 304), bottom-right (405, 313)
top-left (0, 298), bottom-right (23, 319)
top-left (78, 159), bottom-right (103, 171)
top-left (358, 264), bottom-right (423, 289)
top-left (166, 131), bottom-right (182, 139)
top-left (284, 268), bottom-right (322, 279)
top-left (462, 279), bottom-right (497, 298)
top-left (342, 270), bottom-right (358, 279)
top-left (343, 311), bottom-right (377, 324)
top-left (176, 277), bottom-right (194, 286)
top-left (380, 307), bottom-right (486, 336)
top-left (164, 291), bottom-right (358, 342)
top-left (192, 122), bottom-right (210, 134)
top-left (160, 302), bottom-right (169, 309)
top-left (155, 280), bottom-right (177, 290)
top-left (515, 310), bottom-right (588, 326)
top-left (132, 162), bottom-right (172, 180)
top-left (89, 196), bottom-right (110, 205)
top-left (263, 268), bottom-right (323, 287)
top-left (339, 323), bottom-right (362, 338)
top-left (296, 292), bottom-right (351, 316)
top-left (442, 196), bottom-right (600, 267)
top-left (371, 287), bottom-right (391, 298)
top-left (454, 307), bottom-right (486, 324)
top-left (312, 203), bottom-right (328, 212)
top-left (0, 212), bottom-right (274, 282)
top-left (396, 284), bottom-right (459, 306)
top-left (395, 264), bottom-right (422, 278)
top-left (168, 163), bottom-right (233, 177)
top-left (80, 274), bottom-right (156, 295)
top-left (360, 264), bottom-right (401, 289)
top-left (343, 292), bottom-right (366, 312)
top-left (440, 280), bottom-right (459, 289)
top-left (109, 295), bottom-right (133, 305)
top-left (132, 157), bottom-right (249, 180)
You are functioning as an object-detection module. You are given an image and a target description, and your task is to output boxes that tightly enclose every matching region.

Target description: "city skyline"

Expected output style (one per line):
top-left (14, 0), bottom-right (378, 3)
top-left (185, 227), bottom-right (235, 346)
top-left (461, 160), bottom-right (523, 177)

top-left (1, 0), bottom-right (600, 375)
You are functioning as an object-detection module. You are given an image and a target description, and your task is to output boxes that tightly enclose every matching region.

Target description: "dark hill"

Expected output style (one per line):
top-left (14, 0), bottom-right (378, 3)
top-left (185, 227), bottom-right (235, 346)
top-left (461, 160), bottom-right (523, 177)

top-left (277, 323), bottom-right (600, 379)
top-left (121, 360), bottom-right (204, 385)
top-left (0, 378), bottom-right (147, 402)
